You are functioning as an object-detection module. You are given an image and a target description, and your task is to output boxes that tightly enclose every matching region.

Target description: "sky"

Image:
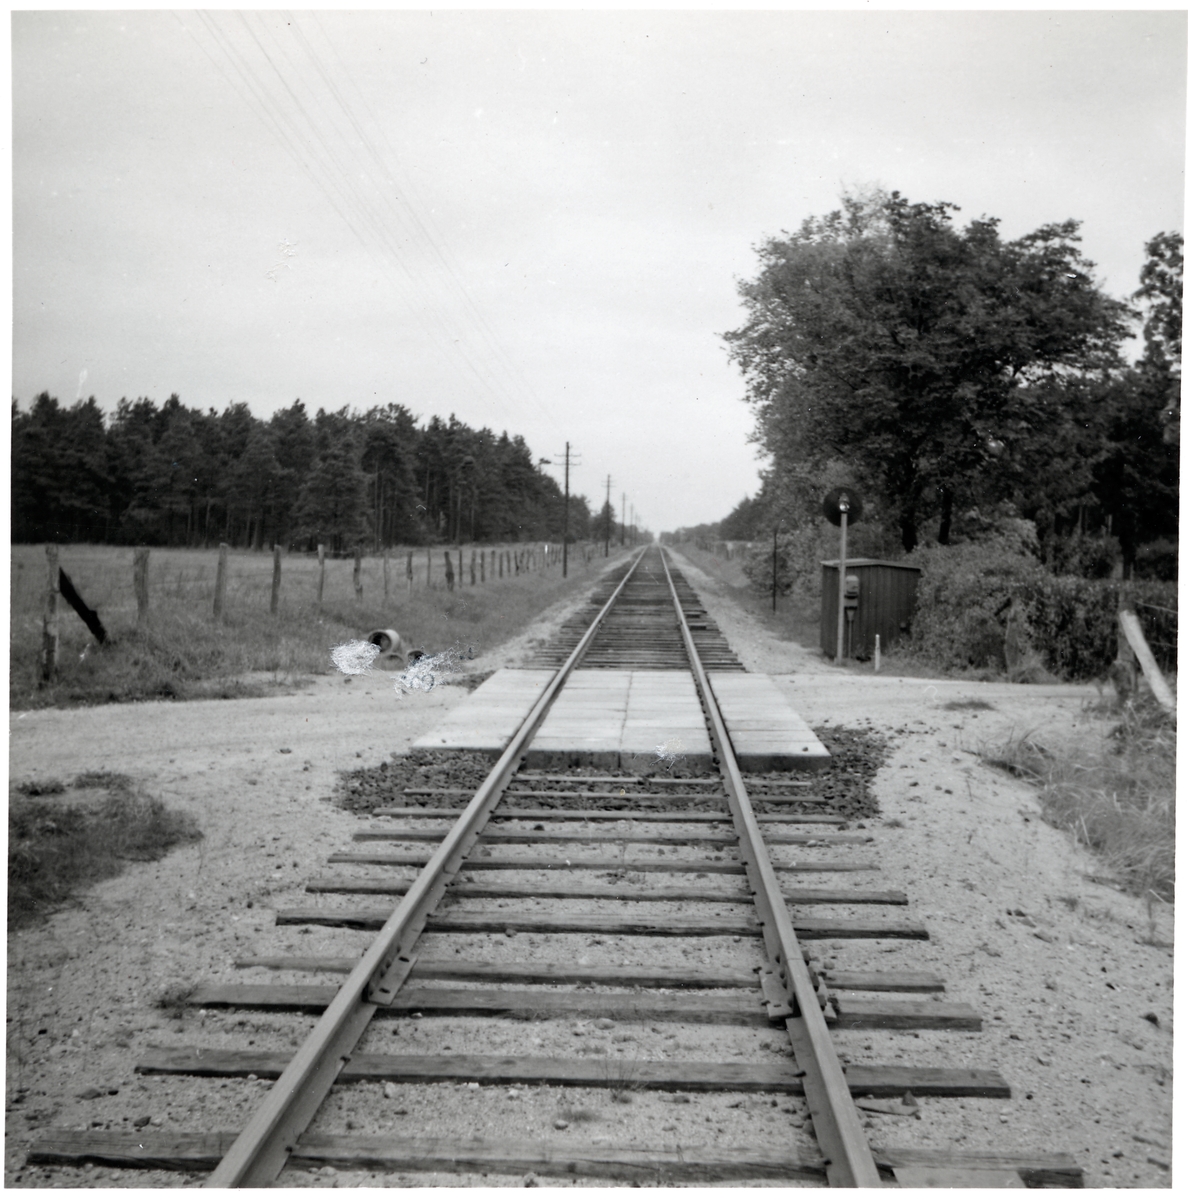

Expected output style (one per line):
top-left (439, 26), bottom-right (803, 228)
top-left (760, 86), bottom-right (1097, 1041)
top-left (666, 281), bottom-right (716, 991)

top-left (9, 5), bottom-right (1187, 534)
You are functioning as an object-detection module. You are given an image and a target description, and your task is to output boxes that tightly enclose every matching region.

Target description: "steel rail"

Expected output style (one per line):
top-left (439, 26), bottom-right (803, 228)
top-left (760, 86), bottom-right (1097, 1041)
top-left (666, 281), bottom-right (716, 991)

top-left (206, 547), bottom-right (649, 1187)
top-left (659, 548), bottom-right (882, 1188)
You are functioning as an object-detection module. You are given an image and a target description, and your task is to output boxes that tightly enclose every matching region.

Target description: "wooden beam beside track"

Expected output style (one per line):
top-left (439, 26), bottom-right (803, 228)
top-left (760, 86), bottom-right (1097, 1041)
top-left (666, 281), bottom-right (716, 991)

top-left (137, 1048), bottom-right (1011, 1097)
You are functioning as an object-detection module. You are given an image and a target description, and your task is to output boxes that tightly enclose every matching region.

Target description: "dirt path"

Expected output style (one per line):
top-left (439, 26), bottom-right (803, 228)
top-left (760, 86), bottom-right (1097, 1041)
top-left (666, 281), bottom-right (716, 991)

top-left (6, 552), bottom-right (1173, 1187)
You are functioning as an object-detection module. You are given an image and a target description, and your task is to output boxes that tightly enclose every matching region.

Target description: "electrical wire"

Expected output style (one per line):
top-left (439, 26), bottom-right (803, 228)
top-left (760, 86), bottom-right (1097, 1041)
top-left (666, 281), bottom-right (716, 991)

top-left (177, 10), bottom-right (563, 440)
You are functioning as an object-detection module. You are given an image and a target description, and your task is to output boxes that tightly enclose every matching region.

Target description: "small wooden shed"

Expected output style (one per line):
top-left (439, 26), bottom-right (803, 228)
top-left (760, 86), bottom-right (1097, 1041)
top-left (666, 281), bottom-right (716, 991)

top-left (821, 558), bottom-right (922, 660)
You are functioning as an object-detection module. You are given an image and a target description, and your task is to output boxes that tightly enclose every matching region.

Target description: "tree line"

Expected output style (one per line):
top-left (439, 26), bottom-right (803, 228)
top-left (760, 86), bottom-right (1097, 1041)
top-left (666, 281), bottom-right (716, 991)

top-left (688, 191), bottom-right (1179, 581)
top-left (10, 397), bottom-right (599, 553)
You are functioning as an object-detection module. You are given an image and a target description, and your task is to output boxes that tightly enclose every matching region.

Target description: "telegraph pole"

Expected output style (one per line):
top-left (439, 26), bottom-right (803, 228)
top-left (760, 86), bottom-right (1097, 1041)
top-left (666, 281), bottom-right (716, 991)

top-left (547, 443), bottom-right (580, 577)
top-left (620, 493), bottom-right (626, 547)
top-left (562, 443), bottom-right (571, 577)
top-left (604, 475), bottom-right (612, 557)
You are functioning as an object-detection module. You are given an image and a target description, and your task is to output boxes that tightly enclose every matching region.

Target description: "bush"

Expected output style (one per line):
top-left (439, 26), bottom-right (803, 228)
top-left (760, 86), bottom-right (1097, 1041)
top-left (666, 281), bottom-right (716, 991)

top-left (1135, 538), bottom-right (1178, 582)
top-left (907, 536), bottom-right (1048, 672)
top-left (908, 537), bottom-right (1177, 680)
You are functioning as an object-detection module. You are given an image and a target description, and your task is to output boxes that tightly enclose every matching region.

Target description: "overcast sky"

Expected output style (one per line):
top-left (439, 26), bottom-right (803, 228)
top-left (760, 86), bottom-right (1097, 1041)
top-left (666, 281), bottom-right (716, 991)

top-left (10, 7), bottom-right (1186, 534)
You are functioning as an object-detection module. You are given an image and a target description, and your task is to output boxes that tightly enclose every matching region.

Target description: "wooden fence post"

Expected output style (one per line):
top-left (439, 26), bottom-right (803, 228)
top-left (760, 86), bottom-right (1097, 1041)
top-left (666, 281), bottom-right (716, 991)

top-left (480, 549), bottom-right (486, 584)
top-left (426, 545), bottom-right (431, 588)
top-left (270, 544), bottom-right (282, 615)
top-left (498, 551), bottom-right (504, 579)
top-left (1119, 609), bottom-right (1176, 713)
top-left (214, 543), bottom-right (228, 619)
top-left (406, 550), bottom-right (414, 593)
top-left (133, 547), bottom-right (150, 628)
top-left (316, 544), bottom-right (325, 610)
top-left (353, 547), bottom-right (363, 602)
top-left (470, 548), bottom-right (477, 586)
top-left (383, 549), bottom-right (390, 600)
top-left (444, 550), bottom-right (455, 591)
top-left (41, 545), bottom-right (60, 682)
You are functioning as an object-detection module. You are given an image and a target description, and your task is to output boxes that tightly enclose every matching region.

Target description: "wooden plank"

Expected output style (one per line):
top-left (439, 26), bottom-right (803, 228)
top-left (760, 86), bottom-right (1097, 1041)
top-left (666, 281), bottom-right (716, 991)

top-left (821, 970), bottom-right (945, 993)
top-left (353, 827), bottom-right (872, 846)
top-left (328, 851), bottom-right (878, 874)
top-left (26, 1129), bottom-right (827, 1182)
top-left (372, 807), bottom-right (844, 825)
top-left (830, 997), bottom-right (981, 1031)
top-left (235, 957), bottom-right (763, 989)
top-left (275, 908), bottom-right (929, 939)
top-left (136, 1048), bottom-right (1010, 1096)
top-left (187, 984), bottom-right (772, 1025)
top-left (28, 1130), bottom-right (1079, 1186)
top-left (193, 984), bottom-right (967, 1031)
top-left (891, 1165), bottom-right (1024, 1187)
top-left (305, 876), bottom-right (906, 905)
top-left (873, 1147), bottom-right (1082, 1188)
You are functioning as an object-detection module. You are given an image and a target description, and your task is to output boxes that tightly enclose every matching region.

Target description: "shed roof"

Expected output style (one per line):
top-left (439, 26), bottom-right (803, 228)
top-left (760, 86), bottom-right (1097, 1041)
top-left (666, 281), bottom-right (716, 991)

top-left (820, 558), bottom-right (921, 571)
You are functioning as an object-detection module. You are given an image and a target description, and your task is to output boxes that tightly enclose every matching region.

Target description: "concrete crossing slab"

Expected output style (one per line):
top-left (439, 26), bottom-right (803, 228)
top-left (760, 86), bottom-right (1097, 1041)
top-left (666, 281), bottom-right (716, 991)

top-left (412, 668), bottom-right (829, 773)
top-left (527, 670), bottom-right (713, 769)
top-left (411, 668), bottom-right (555, 754)
top-left (709, 672), bottom-right (831, 771)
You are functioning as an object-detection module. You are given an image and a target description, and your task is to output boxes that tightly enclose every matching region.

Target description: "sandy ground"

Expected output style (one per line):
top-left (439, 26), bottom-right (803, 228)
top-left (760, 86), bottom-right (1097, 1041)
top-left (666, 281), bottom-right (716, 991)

top-left (5, 549), bottom-right (1174, 1187)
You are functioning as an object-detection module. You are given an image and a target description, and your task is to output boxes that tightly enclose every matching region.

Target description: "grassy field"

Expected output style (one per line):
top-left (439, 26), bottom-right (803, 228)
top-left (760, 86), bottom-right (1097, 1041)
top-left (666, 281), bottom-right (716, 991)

top-left (11, 541), bottom-right (627, 709)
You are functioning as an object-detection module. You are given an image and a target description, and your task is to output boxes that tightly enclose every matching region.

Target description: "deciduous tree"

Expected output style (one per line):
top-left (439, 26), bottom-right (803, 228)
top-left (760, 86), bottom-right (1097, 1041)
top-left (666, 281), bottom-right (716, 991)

top-left (725, 190), bottom-right (1133, 551)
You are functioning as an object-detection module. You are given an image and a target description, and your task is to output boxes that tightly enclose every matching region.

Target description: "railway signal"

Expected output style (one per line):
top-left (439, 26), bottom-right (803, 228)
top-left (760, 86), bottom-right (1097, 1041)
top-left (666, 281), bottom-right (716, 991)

top-left (823, 487), bottom-right (863, 664)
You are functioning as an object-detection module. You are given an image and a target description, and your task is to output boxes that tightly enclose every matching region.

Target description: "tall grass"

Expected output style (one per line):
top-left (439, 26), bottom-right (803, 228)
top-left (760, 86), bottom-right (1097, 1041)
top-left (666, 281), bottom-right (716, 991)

top-left (983, 694), bottom-right (1175, 902)
top-left (10, 542), bottom-right (626, 708)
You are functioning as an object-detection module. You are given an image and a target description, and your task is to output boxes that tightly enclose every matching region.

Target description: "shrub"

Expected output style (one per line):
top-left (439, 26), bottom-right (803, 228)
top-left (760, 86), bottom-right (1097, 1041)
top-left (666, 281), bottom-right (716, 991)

top-left (907, 536), bottom-right (1048, 671)
top-left (1135, 538), bottom-right (1178, 582)
top-left (908, 538), bottom-right (1177, 680)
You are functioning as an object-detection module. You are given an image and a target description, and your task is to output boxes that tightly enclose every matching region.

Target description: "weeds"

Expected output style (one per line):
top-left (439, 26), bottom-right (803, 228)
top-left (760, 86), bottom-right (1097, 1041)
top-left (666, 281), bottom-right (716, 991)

top-left (155, 979), bottom-right (200, 1018)
top-left (556, 1105), bottom-right (600, 1124)
top-left (983, 695), bottom-right (1175, 901)
top-left (942, 698), bottom-right (996, 712)
top-left (7, 774), bottom-right (203, 928)
top-left (602, 1056), bottom-right (643, 1103)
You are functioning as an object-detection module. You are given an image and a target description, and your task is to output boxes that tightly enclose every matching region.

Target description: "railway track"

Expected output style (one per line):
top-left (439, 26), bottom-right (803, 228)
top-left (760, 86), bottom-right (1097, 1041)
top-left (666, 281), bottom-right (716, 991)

top-left (27, 545), bottom-right (1083, 1187)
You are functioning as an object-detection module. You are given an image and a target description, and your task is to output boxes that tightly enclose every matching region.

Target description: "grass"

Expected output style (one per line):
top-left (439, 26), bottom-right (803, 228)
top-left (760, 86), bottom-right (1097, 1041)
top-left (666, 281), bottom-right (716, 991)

top-left (943, 698), bottom-right (996, 711)
top-left (982, 694), bottom-right (1175, 902)
top-left (11, 541), bottom-right (627, 708)
top-left (669, 543), bottom-right (823, 652)
top-left (8, 772), bottom-right (203, 928)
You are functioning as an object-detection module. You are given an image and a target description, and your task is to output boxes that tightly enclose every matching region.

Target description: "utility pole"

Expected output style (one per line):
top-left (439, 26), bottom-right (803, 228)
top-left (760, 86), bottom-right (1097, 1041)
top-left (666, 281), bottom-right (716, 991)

top-left (562, 443), bottom-right (570, 577)
top-left (548, 443), bottom-right (580, 578)
top-left (604, 475), bottom-right (612, 557)
top-left (620, 493), bottom-right (626, 547)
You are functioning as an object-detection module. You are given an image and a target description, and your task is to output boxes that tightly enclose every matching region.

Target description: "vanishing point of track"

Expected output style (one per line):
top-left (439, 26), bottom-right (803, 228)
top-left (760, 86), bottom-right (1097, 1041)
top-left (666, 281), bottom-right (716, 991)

top-left (27, 545), bottom-right (1083, 1187)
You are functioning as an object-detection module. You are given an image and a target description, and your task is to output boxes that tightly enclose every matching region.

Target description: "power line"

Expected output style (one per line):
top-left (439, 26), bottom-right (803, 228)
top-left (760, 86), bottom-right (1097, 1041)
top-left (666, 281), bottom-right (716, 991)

top-left (177, 11), bottom-right (563, 440)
